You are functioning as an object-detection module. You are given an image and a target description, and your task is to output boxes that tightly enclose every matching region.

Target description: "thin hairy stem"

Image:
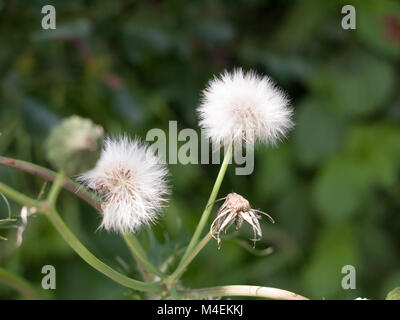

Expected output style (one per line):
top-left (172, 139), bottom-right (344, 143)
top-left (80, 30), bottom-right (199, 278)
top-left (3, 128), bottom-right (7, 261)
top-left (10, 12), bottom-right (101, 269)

top-left (179, 285), bottom-right (309, 300)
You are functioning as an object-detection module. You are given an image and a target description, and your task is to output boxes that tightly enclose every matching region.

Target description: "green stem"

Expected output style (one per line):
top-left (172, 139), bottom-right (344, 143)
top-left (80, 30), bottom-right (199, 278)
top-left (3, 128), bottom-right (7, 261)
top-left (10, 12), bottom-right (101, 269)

top-left (47, 171), bottom-right (65, 208)
top-left (0, 167), bottom-right (163, 293)
top-left (173, 142), bottom-right (232, 279)
top-left (171, 287), bottom-right (181, 300)
top-left (130, 254), bottom-right (152, 283)
top-left (44, 172), bottom-right (162, 292)
top-left (168, 232), bottom-right (212, 284)
top-left (0, 267), bottom-right (42, 300)
top-left (179, 285), bottom-right (309, 300)
top-left (0, 156), bottom-right (101, 210)
top-left (122, 233), bottom-right (164, 278)
top-left (46, 208), bottom-right (162, 293)
top-left (0, 181), bottom-right (44, 210)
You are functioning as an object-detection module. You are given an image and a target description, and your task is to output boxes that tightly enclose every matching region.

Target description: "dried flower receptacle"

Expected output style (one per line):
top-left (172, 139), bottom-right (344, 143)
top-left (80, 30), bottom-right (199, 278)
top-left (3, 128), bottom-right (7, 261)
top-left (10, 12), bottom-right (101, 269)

top-left (211, 192), bottom-right (274, 248)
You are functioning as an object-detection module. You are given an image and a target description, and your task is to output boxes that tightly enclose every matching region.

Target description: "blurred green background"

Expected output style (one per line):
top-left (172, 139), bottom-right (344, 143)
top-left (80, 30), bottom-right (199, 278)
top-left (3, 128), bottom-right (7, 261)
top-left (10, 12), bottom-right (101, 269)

top-left (1, 0), bottom-right (400, 299)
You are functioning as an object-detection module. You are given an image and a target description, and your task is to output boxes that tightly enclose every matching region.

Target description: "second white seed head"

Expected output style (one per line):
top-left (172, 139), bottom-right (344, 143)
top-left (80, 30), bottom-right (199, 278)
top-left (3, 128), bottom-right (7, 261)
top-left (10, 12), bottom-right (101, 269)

top-left (198, 68), bottom-right (293, 147)
top-left (78, 136), bottom-right (170, 234)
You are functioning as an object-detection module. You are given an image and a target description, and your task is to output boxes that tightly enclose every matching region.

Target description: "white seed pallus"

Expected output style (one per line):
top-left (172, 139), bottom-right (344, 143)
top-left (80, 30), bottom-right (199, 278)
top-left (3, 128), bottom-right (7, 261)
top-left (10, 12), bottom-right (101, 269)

top-left (198, 68), bottom-right (293, 147)
top-left (78, 135), bottom-right (170, 234)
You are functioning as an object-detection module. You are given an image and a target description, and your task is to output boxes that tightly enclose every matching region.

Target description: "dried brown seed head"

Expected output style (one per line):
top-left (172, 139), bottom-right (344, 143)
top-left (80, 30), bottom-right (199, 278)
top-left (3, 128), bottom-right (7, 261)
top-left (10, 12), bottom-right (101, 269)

top-left (225, 193), bottom-right (251, 212)
top-left (210, 192), bottom-right (274, 249)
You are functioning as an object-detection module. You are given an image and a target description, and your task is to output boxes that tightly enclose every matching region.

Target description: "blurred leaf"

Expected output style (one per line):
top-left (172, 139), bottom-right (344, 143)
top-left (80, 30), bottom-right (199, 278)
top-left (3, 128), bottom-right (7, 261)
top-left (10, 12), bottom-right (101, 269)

top-left (143, 228), bottom-right (188, 274)
top-left (123, 22), bottom-right (174, 55)
top-left (112, 89), bottom-right (145, 125)
top-left (32, 19), bottom-right (92, 41)
top-left (193, 20), bottom-right (235, 45)
top-left (255, 146), bottom-right (296, 201)
top-left (294, 98), bottom-right (347, 167)
top-left (22, 97), bottom-right (59, 138)
top-left (313, 123), bottom-right (400, 222)
top-left (308, 53), bottom-right (395, 118)
top-left (386, 287), bottom-right (400, 300)
top-left (274, 186), bottom-right (313, 244)
top-left (313, 157), bottom-right (371, 221)
top-left (275, 0), bottom-right (337, 50)
top-left (346, 124), bottom-right (400, 189)
top-left (357, 0), bottom-right (400, 59)
top-left (358, 220), bottom-right (397, 282)
top-left (240, 44), bottom-right (313, 83)
top-left (301, 224), bottom-right (358, 299)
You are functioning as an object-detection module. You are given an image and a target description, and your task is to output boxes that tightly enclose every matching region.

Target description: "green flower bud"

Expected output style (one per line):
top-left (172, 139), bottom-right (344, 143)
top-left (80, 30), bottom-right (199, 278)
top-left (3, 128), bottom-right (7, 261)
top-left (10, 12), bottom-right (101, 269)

top-left (46, 116), bottom-right (104, 175)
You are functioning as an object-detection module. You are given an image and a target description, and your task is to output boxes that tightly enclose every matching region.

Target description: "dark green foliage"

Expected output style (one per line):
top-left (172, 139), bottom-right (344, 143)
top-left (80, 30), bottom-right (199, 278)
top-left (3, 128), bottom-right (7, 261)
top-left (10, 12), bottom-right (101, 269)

top-left (0, 0), bottom-right (400, 299)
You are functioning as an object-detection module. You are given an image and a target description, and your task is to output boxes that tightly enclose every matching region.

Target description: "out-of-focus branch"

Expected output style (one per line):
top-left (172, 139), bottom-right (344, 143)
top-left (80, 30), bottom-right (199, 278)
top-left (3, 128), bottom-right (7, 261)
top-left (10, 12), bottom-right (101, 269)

top-left (0, 156), bottom-right (101, 211)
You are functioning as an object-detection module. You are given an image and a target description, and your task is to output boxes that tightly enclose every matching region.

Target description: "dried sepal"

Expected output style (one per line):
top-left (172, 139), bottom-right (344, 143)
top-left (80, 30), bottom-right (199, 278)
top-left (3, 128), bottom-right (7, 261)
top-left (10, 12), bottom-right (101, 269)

top-left (210, 192), bottom-right (274, 248)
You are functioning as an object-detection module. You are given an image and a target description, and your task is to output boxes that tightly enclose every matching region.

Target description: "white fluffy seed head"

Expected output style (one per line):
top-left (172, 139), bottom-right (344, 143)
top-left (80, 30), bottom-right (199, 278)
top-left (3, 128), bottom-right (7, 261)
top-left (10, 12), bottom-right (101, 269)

top-left (77, 135), bottom-right (170, 234)
top-left (198, 68), bottom-right (293, 147)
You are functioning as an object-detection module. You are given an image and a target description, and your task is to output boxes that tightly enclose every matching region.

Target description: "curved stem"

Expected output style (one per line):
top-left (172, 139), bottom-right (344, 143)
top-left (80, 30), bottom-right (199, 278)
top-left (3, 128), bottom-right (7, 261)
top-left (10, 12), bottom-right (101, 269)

top-left (122, 233), bottom-right (164, 279)
top-left (48, 171), bottom-right (65, 208)
top-left (1, 166), bottom-right (164, 293)
top-left (0, 181), bottom-right (44, 210)
top-left (54, 173), bottom-right (164, 281)
top-left (0, 156), bottom-right (100, 210)
top-left (168, 232), bottom-right (212, 284)
top-left (179, 285), bottom-right (309, 300)
top-left (177, 143), bottom-right (232, 272)
top-left (44, 172), bottom-right (162, 292)
top-left (0, 267), bottom-right (42, 300)
top-left (46, 208), bottom-right (162, 293)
